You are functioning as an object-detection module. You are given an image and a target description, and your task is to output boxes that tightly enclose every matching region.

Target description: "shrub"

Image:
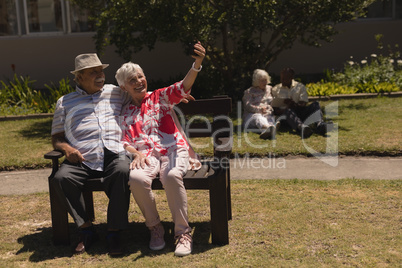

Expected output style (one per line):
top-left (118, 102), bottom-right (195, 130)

top-left (0, 75), bottom-right (74, 116)
top-left (306, 82), bottom-right (357, 96)
top-left (306, 81), bottom-right (400, 96)
top-left (43, 78), bottom-right (75, 112)
top-left (330, 35), bottom-right (402, 90)
top-left (0, 74), bottom-right (41, 115)
top-left (332, 54), bottom-right (401, 87)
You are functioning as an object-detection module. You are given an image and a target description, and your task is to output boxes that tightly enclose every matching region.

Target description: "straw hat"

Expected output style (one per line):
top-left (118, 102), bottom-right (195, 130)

top-left (70, 53), bottom-right (109, 74)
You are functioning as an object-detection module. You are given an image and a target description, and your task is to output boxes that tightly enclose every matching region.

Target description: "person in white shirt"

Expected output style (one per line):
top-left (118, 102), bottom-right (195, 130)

top-left (272, 67), bottom-right (333, 138)
top-left (242, 69), bottom-right (278, 140)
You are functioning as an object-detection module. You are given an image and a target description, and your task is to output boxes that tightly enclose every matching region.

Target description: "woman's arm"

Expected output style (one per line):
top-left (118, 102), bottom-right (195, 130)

top-left (182, 42), bottom-right (206, 92)
top-left (124, 144), bottom-right (150, 169)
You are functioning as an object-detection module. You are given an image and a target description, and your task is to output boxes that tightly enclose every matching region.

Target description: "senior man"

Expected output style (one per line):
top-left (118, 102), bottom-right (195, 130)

top-left (50, 53), bottom-right (131, 255)
top-left (272, 67), bottom-right (333, 138)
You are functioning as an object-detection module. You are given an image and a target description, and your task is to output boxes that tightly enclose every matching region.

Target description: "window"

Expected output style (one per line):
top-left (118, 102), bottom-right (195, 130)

top-left (0, 0), bottom-right (95, 36)
top-left (0, 0), bottom-right (19, 36)
top-left (363, 0), bottom-right (402, 19)
top-left (25, 0), bottom-right (63, 33)
top-left (67, 3), bottom-right (95, 32)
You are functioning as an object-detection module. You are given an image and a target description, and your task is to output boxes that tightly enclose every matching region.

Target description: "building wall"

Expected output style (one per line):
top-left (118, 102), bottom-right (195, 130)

top-left (269, 19), bottom-right (402, 76)
top-left (0, 19), bottom-right (401, 88)
top-left (0, 34), bottom-right (190, 87)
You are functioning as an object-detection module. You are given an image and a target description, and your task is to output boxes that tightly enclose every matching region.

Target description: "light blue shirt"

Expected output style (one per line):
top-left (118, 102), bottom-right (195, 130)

top-left (52, 84), bottom-right (130, 171)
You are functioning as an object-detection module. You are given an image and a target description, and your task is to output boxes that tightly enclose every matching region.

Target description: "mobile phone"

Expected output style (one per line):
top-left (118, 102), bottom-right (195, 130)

top-left (187, 41), bottom-right (198, 56)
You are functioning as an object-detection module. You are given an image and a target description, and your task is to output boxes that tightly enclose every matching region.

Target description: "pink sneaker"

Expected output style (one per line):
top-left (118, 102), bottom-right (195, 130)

top-left (174, 233), bottom-right (192, 257)
top-left (149, 223), bottom-right (165, 251)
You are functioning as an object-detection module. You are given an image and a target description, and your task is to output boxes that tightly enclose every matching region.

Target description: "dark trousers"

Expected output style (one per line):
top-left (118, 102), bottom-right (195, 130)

top-left (50, 148), bottom-right (131, 230)
top-left (285, 101), bottom-right (323, 130)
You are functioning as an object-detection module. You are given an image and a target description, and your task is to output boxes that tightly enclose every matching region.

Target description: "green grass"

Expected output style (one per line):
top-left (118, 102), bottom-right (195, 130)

top-left (0, 179), bottom-right (400, 267)
top-left (0, 97), bottom-right (401, 171)
top-left (0, 117), bottom-right (53, 170)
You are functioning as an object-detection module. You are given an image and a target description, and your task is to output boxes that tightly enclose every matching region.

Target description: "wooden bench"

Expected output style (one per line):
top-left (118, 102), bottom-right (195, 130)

top-left (44, 96), bottom-right (233, 246)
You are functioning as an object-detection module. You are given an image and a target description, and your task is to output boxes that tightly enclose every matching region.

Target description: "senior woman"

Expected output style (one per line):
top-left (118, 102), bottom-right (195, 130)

top-left (115, 42), bottom-right (205, 257)
top-left (242, 69), bottom-right (278, 140)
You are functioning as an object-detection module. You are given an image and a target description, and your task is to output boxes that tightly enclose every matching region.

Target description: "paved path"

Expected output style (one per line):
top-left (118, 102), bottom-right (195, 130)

top-left (1, 156), bottom-right (401, 196)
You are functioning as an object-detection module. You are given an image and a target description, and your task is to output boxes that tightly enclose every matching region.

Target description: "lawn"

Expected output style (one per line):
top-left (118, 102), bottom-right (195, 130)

top-left (0, 97), bottom-right (401, 171)
top-left (0, 179), bottom-right (400, 267)
top-left (0, 97), bottom-right (401, 267)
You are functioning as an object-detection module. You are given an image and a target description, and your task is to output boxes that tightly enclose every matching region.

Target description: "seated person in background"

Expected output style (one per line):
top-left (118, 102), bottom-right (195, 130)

top-left (115, 42), bottom-right (206, 257)
top-left (271, 67), bottom-right (333, 138)
top-left (242, 69), bottom-right (278, 140)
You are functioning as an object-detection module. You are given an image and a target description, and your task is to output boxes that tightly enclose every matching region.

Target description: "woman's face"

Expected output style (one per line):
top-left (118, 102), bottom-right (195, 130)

top-left (123, 69), bottom-right (148, 102)
top-left (258, 78), bottom-right (268, 90)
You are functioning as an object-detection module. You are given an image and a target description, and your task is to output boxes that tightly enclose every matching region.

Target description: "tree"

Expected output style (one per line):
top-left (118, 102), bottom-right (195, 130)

top-left (72, 0), bottom-right (376, 100)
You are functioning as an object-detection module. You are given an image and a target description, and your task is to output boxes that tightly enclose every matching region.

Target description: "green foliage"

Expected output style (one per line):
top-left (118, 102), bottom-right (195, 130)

top-left (43, 78), bottom-right (75, 112)
top-left (306, 82), bottom-right (358, 96)
top-left (332, 54), bottom-right (402, 87)
top-left (0, 76), bottom-right (74, 116)
top-left (331, 35), bottom-right (402, 90)
top-left (0, 74), bottom-right (41, 115)
top-left (71, 0), bottom-right (375, 101)
top-left (309, 35), bottom-right (402, 96)
top-left (355, 81), bottom-right (400, 93)
top-left (306, 81), bottom-right (400, 96)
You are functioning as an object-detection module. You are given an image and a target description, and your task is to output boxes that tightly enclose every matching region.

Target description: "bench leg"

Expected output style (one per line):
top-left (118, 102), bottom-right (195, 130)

top-left (48, 177), bottom-right (70, 245)
top-left (209, 169), bottom-right (229, 245)
top-left (227, 168), bottom-right (232, 221)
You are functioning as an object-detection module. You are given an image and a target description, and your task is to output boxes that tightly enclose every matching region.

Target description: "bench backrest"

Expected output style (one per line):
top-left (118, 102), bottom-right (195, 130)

top-left (174, 96), bottom-right (232, 142)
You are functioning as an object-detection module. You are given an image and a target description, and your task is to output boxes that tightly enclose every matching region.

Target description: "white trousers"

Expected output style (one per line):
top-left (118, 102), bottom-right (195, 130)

top-left (243, 113), bottom-right (275, 132)
top-left (128, 148), bottom-right (191, 237)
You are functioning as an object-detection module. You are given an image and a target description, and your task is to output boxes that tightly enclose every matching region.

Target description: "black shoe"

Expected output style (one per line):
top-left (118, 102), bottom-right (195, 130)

top-left (74, 228), bottom-right (98, 254)
top-left (260, 126), bottom-right (275, 140)
top-left (317, 121), bottom-right (334, 136)
top-left (107, 231), bottom-right (123, 256)
top-left (299, 124), bottom-right (313, 139)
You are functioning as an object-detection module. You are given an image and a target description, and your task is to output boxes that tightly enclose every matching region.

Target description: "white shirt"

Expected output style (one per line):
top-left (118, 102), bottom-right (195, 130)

top-left (52, 84), bottom-right (130, 171)
top-left (271, 80), bottom-right (309, 109)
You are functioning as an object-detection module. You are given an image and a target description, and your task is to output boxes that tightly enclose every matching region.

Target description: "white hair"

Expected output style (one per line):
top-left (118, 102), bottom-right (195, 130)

top-left (115, 62), bottom-right (144, 87)
top-left (252, 69), bottom-right (271, 87)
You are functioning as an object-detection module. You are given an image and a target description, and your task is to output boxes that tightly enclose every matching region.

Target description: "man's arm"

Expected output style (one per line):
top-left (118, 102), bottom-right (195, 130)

top-left (52, 132), bottom-right (85, 163)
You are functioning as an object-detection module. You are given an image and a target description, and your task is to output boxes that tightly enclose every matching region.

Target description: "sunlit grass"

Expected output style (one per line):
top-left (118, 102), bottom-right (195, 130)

top-left (0, 97), bottom-right (401, 170)
top-left (194, 97), bottom-right (402, 157)
top-left (0, 179), bottom-right (400, 267)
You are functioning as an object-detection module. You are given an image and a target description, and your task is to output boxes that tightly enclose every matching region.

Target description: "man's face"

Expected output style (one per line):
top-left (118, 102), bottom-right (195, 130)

top-left (77, 66), bottom-right (105, 94)
top-left (280, 71), bottom-right (293, 88)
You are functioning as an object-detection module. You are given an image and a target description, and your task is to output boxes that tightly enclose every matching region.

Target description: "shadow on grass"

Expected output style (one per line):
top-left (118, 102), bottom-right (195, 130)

top-left (16, 221), bottom-right (219, 262)
top-left (17, 118), bottom-right (52, 140)
top-left (339, 102), bottom-right (374, 113)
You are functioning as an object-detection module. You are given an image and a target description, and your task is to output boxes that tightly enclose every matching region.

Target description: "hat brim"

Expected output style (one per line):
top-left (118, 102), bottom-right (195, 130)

top-left (70, 64), bottom-right (109, 74)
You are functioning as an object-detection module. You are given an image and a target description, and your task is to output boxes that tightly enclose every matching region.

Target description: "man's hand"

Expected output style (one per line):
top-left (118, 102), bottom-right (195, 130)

top-left (284, 98), bottom-right (295, 106)
top-left (65, 148), bottom-right (85, 164)
top-left (52, 132), bottom-right (85, 164)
